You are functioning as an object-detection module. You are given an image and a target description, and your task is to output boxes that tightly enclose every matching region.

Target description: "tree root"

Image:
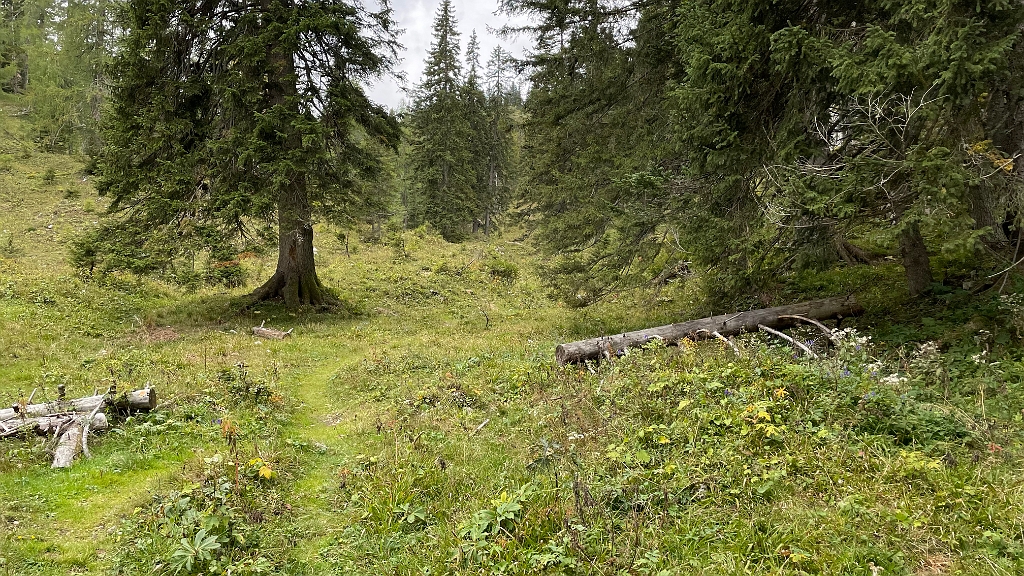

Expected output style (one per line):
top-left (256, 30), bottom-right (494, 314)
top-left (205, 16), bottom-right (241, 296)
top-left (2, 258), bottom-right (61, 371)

top-left (249, 270), bottom-right (338, 308)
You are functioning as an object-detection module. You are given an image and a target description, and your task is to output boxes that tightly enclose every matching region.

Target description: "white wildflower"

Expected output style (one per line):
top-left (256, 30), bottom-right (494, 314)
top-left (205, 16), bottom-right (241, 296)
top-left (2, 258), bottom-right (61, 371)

top-left (880, 374), bottom-right (908, 386)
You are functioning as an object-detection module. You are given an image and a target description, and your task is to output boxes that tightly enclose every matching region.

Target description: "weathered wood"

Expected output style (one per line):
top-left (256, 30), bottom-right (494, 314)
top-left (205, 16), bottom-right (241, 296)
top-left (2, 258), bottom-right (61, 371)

top-left (759, 324), bottom-right (818, 359)
top-left (555, 296), bottom-right (862, 365)
top-left (1, 395), bottom-right (104, 422)
top-left (0, 413), bottom-right (108, 439)
top-left (252, 321), bottom-right (292, 340)
top-left (0, 388), bottom-right (156, 422)
top-left (779, 314), bottom-right (838, 344)
top-left (118, 387), bottom-right (158, 413)
top-left (696, 329), bottom-right (741, 355)
top-left (52, 420), bottom-right (84, 468)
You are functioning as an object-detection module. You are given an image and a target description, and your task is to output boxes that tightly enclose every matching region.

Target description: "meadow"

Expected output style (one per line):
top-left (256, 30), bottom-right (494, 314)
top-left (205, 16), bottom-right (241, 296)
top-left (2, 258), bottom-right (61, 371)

top-left (2, 97), bottom-right (1024, 575)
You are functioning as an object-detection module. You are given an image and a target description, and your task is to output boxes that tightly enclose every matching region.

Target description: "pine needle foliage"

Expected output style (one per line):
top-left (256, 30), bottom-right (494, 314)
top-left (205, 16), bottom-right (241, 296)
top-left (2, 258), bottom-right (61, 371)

top-left (410, 0), bottom-right (477, 242)
top-left (505, 0), bottom-right (1024, 304)
top-left (93, 0), bottom-right (402, 306)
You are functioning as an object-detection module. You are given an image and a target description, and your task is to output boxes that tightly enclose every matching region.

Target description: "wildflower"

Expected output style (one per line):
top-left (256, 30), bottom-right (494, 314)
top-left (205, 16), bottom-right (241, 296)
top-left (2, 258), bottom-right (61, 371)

top-left (841, 369), bottom-right (852, 378)
top-left (879, 374), bottom-right (907, 385)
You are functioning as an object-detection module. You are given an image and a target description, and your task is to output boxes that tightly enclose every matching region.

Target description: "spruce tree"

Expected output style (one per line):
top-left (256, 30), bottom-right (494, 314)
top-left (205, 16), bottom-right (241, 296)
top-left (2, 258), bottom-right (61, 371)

top-left (96, 0), bottom-right (401, 306)
top-left (506, 0), bottom-right (1024, 302)
top-left (463, 30), bottom-right (490, 234)
top-left (27, 0), bottom-right (115, 154)
top-left (410, 0), bottom-right (476, 241)
top-left (480, 46), bottom-right (517, 235)
top-left (0, 0), bottom-right (27, 92)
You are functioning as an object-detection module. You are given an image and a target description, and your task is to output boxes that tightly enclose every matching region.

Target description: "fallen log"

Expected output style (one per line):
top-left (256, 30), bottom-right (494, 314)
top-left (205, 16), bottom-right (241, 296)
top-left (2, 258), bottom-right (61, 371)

top-left (1, 387), bottom-right (156, 422)
top-left (2, 387), bottom-right (156, 469)
top-left (0, 413), bottom-right (108, 439)
top-left (52, 420), bottom-right (84, 468)
top-left (252, 321), bottom-right (292, 340)
top-left (555, 296), bottom-right (863, 365)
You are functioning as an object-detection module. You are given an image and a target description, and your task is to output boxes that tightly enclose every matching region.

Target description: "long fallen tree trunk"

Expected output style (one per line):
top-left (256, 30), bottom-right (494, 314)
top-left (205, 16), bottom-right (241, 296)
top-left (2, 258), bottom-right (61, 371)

top-left (1, 387), bottom-right (157, 468)
top-left (555, 296), bottom-right (863, 365)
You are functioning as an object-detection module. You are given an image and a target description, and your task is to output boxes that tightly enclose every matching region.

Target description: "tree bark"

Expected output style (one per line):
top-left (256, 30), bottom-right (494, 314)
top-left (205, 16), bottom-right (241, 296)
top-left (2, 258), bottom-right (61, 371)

top-left (52, 421), bottom-right (85, 468)
top-left (249, 3), bottom-right (329, 307)
top-left (555, 296), bottom-right (863, 365)
top-left (899, 221), bottom-right (933, 297)
top-left (1, 388), bottom-right (156, 422)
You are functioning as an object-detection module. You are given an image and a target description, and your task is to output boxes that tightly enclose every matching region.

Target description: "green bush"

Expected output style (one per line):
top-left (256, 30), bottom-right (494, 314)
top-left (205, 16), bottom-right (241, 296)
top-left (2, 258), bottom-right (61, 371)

top-left (487, 257), bottom-right (519, 284)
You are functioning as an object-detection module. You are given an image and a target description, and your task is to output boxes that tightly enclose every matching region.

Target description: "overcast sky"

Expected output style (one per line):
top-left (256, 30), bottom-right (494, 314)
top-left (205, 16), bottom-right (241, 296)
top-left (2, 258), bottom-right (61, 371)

top-left (366, 0), bottom-right (533, 109)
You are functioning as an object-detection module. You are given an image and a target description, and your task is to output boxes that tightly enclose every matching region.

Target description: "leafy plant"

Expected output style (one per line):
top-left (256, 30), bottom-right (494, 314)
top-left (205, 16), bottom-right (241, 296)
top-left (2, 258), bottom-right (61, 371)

top-left (169, 529), bottom-right (222, 575)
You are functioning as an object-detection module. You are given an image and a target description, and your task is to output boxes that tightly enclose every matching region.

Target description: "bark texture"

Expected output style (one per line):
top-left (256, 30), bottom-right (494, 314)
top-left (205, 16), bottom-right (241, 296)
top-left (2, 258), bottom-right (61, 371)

top-left (899, 222), bottom-right (933, 297)
top-left (1, 388), bottom-right (156, 423)
top-left (555, 296), bottom-right (863, 365)
top-left (52, 421), bottom-right (84, 468)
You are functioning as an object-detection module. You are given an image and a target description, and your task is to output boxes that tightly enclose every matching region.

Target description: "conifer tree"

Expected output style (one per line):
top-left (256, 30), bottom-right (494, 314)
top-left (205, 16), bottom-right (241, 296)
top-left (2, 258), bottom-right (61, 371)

top-left (479, 46), bottom-right (518, 235)
top-left (410, 0), bottom-right (476, 241)
top-left (95, 0), bottom-right (401, 306)
top-left (27, 0), bottom-right (115, 154)
top-left (506, 0), bottom-right (1024, 302)
top-left (0, 0), bottom-right (27, 92)
top-left (463, 30), bottom-right (490, 234)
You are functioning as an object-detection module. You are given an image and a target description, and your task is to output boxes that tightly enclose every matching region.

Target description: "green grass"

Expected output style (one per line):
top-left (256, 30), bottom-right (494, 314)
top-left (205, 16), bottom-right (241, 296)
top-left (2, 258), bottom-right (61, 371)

top-left (2, 99), bottom-right (1024, 576)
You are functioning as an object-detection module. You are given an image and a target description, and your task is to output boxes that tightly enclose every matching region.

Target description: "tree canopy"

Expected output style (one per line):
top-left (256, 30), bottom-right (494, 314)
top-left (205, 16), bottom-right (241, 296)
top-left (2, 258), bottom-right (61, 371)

top-left (93, 0), bottom-right (401, 306)
top-left (504, 0), bottom-right (1024, 304)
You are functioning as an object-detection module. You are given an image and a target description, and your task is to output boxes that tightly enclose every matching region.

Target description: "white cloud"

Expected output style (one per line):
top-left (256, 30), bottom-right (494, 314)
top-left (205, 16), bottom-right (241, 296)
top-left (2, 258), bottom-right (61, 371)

top-left (365, 0), bottom-right (533, 109)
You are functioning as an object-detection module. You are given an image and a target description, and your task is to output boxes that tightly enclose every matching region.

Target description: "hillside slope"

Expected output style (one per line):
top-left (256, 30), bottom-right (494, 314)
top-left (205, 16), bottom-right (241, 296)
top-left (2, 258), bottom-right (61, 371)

top-left (2, 98), bottom-right (1024, 576)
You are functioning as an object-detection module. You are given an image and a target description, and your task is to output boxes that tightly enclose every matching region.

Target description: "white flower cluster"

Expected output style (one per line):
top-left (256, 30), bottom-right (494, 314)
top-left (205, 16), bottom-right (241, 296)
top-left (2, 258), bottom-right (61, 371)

top-left (999, 293), bottom-right (1024, 313)
top-left (834, 327), bottom-right (871, 347)
top-left (1000, 294), bottom-right (1024, 337)
top-left (879, 374), bottom-right (908, 386)
top-left (916, 341), bottom-right (940, 357)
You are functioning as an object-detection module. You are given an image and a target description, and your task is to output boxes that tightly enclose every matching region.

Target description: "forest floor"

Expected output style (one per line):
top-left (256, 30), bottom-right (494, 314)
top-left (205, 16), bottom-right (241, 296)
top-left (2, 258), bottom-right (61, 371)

top-left (2, 98), bottom-right (1024, 576)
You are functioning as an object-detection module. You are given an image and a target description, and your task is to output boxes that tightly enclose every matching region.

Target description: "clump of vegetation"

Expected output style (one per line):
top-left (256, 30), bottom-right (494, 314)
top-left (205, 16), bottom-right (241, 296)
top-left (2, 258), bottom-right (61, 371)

top-left (111, 451), bottom-right (282, 576)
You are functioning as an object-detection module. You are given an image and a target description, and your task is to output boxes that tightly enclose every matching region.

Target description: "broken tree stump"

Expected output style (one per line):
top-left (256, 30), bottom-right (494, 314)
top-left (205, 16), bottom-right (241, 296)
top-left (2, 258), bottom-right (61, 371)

top-left (555, 296), bottom-right (862, 365)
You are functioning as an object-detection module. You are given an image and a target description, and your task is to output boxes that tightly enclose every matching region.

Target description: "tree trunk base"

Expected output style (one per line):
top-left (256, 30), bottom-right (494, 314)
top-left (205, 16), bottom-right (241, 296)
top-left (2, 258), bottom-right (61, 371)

top-left (899, 222), bottom-right (933, 297)
top-left (249, 270), bottom-right (336, 308)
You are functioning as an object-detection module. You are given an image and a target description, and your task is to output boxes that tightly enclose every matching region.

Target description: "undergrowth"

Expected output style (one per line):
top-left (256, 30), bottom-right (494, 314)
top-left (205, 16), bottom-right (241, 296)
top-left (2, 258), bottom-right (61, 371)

top-left (2, 100), bottom-right (1024, 575)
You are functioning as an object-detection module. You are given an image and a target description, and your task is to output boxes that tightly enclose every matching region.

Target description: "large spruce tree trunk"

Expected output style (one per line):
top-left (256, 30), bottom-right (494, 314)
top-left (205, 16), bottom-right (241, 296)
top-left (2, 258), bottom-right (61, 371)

top-left (899, 221), bottom-right (933, 297)
top-left (252, 187), bottom-right (328, 306)
top-left (250, 8), bottom-right (328, 307)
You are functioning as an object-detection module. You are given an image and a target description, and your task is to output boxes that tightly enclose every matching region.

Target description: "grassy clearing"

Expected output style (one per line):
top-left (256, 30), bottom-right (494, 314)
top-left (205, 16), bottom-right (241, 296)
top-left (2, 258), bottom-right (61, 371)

top-left (2, 103), bottom-right (1024, 575)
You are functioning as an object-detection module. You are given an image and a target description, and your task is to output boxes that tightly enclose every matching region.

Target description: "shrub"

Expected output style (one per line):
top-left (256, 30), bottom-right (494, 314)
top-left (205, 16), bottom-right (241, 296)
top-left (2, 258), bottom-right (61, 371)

top-left (487, 258), bottom-right (519, 284)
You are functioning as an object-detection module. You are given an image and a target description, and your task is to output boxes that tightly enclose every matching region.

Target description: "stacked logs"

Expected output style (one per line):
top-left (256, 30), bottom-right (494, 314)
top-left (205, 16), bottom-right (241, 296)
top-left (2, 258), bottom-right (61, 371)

top-left (1, 386), bottom-right (157, 468)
